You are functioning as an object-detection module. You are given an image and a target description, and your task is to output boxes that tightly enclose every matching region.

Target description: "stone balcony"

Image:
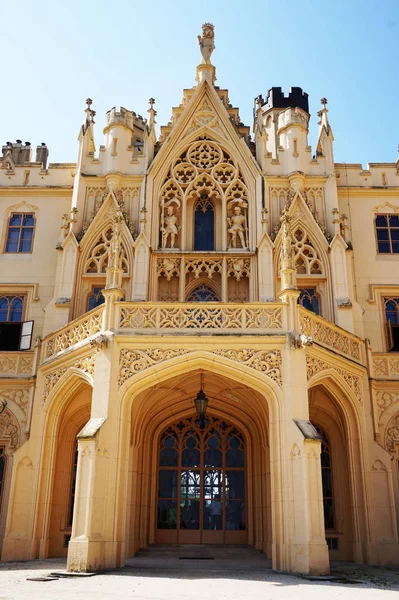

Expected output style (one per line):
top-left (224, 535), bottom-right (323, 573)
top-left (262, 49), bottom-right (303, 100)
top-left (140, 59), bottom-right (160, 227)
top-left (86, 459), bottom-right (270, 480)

top-left (40, 301), bottom-right (366, 368)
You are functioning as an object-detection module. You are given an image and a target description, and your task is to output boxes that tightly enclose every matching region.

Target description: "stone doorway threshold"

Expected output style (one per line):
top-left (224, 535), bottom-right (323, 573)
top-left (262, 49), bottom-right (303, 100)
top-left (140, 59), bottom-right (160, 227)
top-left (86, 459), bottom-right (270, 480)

top-left (125, 544), bottom-right (272, 571)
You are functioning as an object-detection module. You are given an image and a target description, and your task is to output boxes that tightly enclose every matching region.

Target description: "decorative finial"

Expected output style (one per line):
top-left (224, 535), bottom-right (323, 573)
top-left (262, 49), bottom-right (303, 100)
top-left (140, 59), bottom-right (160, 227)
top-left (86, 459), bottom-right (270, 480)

top-left (320, 97), bottom-right (328, 109)
top-left (198, 23), bottom-right (215, 64)
top-left (148, 98), bottom-right (155, 108)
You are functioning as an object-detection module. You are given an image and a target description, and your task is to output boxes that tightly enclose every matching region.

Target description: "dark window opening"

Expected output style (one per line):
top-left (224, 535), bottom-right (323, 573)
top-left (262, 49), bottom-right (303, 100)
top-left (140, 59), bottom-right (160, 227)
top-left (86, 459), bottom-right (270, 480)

top-left (298, 288), bottom-right (320, 315)
top-left (5, 213), bottom-right (35, 253)
top-left (384, 297), bottom-right (399, 351)
top-left (0, 321), bottom-right (33, 351)
top-left (187, 285), bottom-right (219, 302)
top-left (326, 537), bottom-right (339, 551)
top-left (68, 442), bottom-right (79, 527)
top-left (315, 426), bottom-right (335, 531)
top-left (375, 214), bottom-right (399, 254)
top-left (87, 287), bottom-right (105, 311)
top-left (194, 195), bottom-right (215, 251)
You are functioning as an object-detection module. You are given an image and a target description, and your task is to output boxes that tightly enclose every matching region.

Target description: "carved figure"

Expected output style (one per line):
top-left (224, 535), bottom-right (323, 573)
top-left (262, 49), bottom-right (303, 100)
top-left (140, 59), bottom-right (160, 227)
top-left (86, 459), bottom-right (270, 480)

top-left (227, 206), bottom-right (247, 249)
top-left (198, 23), bottom-right (215, 64)
top-left (161, 205), bottom-right (179, 249)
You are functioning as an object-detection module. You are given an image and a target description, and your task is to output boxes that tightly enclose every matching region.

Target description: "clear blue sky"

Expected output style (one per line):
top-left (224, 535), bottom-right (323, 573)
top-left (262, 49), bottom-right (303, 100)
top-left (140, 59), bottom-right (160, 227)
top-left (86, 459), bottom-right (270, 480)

top-left (1, 0), bottom-right (397, 166)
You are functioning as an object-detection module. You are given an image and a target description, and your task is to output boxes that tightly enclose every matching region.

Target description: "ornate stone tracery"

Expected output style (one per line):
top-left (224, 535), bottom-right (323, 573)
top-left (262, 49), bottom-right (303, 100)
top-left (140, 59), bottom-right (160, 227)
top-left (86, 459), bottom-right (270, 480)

top-left (85, 227), bottom-right (129, 274)
top-left (385, 412), bottom-right (399, 456)
top-left (159, 138), bottom-right (249, 251)
top-left (306, 355), bottom-right (363, 401)
top-left (0, 409), bottom-right (20, 449)
top-left (292, 227), bottom-right (323, 275)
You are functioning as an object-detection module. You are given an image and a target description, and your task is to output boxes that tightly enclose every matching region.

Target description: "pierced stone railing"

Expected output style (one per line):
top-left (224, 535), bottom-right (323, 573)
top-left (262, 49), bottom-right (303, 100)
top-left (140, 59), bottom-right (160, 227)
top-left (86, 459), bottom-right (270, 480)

top-left (0, 351), bottom-right (35, 376)
top-left (42, 306), bottom-right (104, 361)
top-left (117, 302), bottom-right (284, 333)
top-left (299, 307), bottom-right (363, 363)
top-left (372, 353), bottom-right (399, 379)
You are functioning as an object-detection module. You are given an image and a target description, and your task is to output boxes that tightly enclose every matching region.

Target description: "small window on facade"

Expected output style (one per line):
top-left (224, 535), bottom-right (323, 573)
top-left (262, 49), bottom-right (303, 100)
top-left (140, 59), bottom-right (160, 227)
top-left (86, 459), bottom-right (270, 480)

top-left (0, 294), bottom-right (33, 351)
top-left (194, 195), bottom-right (215, 251)
top-left (68, 442), bottom-right (79, 527)
top-left (298, 288), bottom-right (320, 315)
top-left (5, 213), bottom-right (35, 253)
top-left (87, 287), bottom-right (105, 311)
top-left (375, 215), bottom-right (399, 254)
top-left (384, 297), bottom-right (399, 351)
top-left (315, 427), bottom-right (335, 531)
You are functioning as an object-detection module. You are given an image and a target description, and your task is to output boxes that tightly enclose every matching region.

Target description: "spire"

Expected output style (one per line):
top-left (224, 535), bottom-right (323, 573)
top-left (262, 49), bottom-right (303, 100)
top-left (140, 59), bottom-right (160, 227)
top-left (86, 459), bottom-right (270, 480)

top-left (317, 97), bottom-right (331, 137)
top-left (84, 98), bottom-right (96, 133)
top-left (196, 23), bottom-right (216, 85)
top-left (147, 97), bottom-right (157, 129)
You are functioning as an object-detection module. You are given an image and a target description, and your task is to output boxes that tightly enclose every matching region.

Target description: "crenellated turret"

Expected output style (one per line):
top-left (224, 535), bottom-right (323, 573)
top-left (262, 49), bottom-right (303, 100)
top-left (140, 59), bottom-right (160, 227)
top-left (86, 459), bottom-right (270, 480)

top-left (255, 87), bottom-right (311, 172)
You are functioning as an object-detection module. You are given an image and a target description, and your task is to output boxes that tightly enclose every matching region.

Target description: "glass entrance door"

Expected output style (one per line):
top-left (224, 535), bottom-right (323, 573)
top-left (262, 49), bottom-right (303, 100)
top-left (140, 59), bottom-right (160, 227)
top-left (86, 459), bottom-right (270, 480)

top-left (156, 415), bottom-right (246, 544)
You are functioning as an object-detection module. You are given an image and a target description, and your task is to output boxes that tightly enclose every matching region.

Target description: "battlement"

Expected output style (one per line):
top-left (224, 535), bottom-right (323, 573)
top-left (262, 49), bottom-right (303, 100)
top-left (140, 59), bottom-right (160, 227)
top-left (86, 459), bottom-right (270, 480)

top-left (1, 140), bottom-right (49, 168)
top-left (260, 87), bottom-right (309, 114)
top-left (105, 106), bottom-right (147, 132)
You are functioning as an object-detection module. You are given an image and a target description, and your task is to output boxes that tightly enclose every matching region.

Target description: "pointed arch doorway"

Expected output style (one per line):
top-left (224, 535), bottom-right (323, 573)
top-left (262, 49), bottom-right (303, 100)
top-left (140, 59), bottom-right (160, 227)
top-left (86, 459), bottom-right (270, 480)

top-left (156, 414), bottom-right (247, 544)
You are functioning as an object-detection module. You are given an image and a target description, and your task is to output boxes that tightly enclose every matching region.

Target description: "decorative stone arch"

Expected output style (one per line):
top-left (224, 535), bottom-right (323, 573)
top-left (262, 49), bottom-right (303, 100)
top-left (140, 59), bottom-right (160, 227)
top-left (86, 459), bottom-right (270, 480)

top-left (152, 131), bottom-right (255, 252)
top-left (185, 278), bottom-right (221, 301)
top-left (73, 210), bottom-right (134, 317)
top-left (308, 374), bottom-right (368, 562)
top-left (112, 350), bottom-right (283, 560)
top-left (34, 371), bottom-right (93, 557)
top-left (275, 211), bottom-right (333, 319)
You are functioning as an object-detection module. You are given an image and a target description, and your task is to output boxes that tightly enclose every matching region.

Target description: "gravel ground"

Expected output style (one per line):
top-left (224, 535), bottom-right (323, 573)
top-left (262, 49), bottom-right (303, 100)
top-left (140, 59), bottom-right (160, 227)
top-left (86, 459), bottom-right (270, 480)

top-left (0, 559), bottom-right (398, 599)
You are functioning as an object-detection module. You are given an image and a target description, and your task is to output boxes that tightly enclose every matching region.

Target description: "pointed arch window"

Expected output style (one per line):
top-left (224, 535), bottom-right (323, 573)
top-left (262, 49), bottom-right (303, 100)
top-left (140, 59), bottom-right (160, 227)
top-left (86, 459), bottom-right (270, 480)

top-left (298, 288), bottom-right (320, 315)
top-left (187, 284), bottom-right (219, 303)
top-left (384, 297), bottom-right (399, 351)
top-left (194, 195), bottom-right (215, 251)
top-left (87, 286), bottom-right (105, 311)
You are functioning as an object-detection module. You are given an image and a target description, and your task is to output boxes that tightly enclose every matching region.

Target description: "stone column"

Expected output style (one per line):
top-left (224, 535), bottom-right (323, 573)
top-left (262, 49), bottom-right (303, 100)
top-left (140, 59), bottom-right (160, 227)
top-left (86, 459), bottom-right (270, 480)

top-left (66, 342), bottom-right (127, 571)
top-left (274, 337), bottom-right (329, 575)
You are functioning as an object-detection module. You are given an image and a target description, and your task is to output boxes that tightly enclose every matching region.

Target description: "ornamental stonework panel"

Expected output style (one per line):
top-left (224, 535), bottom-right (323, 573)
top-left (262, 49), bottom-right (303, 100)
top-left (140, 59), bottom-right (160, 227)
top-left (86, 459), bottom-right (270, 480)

top-left (118, 347), bottom-right (282, 388)
top-left (385, 413), bottom-right (399, 456)
top-left (42, 354), bottom-right (96, 404)
top-left (306, 355), bottom-right (363, 402)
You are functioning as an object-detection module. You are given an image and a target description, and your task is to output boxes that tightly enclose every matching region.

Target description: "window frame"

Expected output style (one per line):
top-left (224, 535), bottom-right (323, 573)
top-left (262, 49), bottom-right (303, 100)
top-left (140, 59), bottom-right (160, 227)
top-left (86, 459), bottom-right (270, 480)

top-left (298, 287), bottom-right (321, 316)
top-left (86, 285), bottom-right (105, 312)
top-left (383, 296), bottom-right (399, 352)
top-left (4, 212), bottom-right (36, 254)
top-left (375, 214), bottom-right (399, 255)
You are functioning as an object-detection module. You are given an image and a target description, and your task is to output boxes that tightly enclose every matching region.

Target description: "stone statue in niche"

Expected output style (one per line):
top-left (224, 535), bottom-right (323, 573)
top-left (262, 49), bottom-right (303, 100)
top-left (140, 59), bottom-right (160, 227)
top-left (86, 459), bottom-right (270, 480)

top-left (160, 199), bottom-right (180, 249)
top-left (198, 23), bottom-right (215, 64)
top-left (227, 203), bottom-right (248, 249)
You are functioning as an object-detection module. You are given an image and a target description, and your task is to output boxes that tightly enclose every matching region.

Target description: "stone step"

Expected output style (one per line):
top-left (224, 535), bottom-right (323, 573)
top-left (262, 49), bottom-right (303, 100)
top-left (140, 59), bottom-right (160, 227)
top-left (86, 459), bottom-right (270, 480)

top-left (137, 544), bottom-right (264, 559)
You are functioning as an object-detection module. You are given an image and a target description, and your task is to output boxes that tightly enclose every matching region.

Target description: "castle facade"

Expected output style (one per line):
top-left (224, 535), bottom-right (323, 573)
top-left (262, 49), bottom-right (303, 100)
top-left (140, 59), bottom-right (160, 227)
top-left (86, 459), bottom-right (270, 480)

top-left (0, 25), bottom-right (398, 574)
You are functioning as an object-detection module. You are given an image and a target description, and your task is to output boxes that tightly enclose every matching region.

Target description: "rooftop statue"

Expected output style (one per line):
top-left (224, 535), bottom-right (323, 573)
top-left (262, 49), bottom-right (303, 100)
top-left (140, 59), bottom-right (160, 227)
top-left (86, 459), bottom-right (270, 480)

top-left (198, 23), bottom-right (215, 64)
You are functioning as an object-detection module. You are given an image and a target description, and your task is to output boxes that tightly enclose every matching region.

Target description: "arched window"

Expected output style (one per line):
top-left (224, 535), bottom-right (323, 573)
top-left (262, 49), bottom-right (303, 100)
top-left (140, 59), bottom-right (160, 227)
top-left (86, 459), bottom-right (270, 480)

top-left (187, 284), bottom-right (219, 302)
top-left (194, 195), bottom-right (215, 251)
top-left (315, 426), bottom-right (334, 530)
top-left (87, 286), bottom-right (105, 311)
top-left (298, 288), bottom-right (320, 315)
top-left (384, 297), bottom-right (399, 351)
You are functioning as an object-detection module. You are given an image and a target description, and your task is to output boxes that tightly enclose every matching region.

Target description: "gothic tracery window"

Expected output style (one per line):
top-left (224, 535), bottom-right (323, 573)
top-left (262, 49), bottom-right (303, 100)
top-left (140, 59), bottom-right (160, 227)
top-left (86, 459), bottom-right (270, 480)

top-left (298, 288), bottom-right (320, 315)
top-left (159, 138), bottom-right (249, 251)
top-left (384, 297), bottom-right (399, 351)
top-left (292, 227), bottom-right (323, 275)
top-left (187, 284), bottom-right (219, 302)
top-left (194, 195), bottom-right (215, 251)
